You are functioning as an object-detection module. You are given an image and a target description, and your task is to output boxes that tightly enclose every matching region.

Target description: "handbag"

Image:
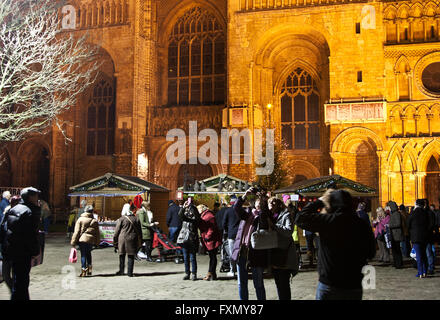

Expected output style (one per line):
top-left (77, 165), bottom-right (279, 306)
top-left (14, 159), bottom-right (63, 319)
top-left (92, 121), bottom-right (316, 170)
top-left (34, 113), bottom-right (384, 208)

top-left (69, 247), bottom-right (77, 263)
top-left (250, 220), bottom-right (278, 250)
top-left (384, 225), bottom-right (392, 249)
top-left (177, 222), bottom-right (195, 245)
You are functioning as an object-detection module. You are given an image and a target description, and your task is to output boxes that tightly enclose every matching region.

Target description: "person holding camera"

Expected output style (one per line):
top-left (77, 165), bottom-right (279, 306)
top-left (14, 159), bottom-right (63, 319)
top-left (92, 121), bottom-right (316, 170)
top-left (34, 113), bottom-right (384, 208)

top-left (176, 198), bottom-right (201, 281)
top-left (294, 189), bottom-right (376, 300)
top-left (231, 187), bottom-right (269, 300)
top-left (261, 195), bottom-right (298, 300)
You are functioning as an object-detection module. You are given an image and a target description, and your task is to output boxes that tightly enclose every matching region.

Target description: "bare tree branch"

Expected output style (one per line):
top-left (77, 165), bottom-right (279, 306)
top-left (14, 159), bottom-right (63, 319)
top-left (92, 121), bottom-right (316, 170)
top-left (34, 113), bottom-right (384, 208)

top-left (0, 0), bottom-right (101, 142)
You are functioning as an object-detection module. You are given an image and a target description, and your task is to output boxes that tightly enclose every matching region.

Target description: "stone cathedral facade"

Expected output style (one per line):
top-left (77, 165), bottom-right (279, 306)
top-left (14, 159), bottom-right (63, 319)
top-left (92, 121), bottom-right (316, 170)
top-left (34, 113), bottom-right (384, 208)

top-left (1, 0), bottom-right (440, 215)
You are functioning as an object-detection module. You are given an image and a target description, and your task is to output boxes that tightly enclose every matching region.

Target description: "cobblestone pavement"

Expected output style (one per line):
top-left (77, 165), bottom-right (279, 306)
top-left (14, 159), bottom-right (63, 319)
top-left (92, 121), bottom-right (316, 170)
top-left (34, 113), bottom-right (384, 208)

top-left (0, 234), bottom-right (439, 300)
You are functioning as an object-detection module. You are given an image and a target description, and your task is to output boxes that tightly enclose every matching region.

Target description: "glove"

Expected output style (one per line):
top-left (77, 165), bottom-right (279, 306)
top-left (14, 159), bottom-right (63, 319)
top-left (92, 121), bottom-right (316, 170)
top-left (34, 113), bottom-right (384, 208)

top-left (114, 247), bottom-right (118, 253)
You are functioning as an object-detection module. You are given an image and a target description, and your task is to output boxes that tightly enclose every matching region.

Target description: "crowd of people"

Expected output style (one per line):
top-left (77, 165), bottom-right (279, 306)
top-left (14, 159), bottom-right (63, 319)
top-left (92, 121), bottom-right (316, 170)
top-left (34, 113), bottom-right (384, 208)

top-left (0, 185), bottom-right (439, 301)
top-left (372, 199), bottom-right (440, 278)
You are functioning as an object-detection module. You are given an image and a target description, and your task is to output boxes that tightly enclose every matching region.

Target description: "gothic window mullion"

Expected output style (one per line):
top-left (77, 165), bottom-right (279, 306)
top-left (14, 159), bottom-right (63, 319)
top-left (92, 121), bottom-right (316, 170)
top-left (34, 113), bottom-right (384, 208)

top-left (200, 38), bottom-right (204, 104)
top-left (188, 38), bottom-right (192, 104)
top-left (176, 40), bottom-right (181, 105)
top-left (305, 92), bottom-right (308, 149)
top-left (211, 37), bottom-right (215, 104)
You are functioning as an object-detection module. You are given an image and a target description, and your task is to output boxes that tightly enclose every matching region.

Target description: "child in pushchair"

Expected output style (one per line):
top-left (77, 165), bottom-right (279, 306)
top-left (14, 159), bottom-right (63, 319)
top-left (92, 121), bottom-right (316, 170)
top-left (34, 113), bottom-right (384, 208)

top-left (151, 226), bottom-right (183, 264)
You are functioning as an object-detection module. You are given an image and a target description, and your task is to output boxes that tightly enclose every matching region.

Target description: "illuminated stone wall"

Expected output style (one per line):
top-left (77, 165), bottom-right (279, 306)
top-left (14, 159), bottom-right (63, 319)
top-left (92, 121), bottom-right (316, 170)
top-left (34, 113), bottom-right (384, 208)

top-left (4, 0), bottom-right (440, 217)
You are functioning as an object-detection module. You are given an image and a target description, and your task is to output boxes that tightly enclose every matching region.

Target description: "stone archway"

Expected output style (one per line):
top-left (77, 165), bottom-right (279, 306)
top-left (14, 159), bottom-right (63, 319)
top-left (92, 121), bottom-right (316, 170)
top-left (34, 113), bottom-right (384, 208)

top-left (331, 127), bottom-right (384, 193)
top-left (17, 141), bottom-right (50, 201)
top-left (177, 162), bottom-right (214, 190)
top-left (0, 149), bottom-right (12, 187)
top-left (425, 154), bottom-right (440, 207)
top-left (287, 159), bottom-right (320, 183)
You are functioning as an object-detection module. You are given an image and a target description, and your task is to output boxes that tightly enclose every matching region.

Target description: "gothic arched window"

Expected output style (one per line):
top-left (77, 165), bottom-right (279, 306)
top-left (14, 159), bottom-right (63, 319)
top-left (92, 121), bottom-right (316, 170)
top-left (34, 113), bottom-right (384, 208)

top-left (87, 79), bottom-right (115, 156)
top-left (168, 7), bottom-right (225, 106)
top-left (280, 68), bottom-right (320, 150)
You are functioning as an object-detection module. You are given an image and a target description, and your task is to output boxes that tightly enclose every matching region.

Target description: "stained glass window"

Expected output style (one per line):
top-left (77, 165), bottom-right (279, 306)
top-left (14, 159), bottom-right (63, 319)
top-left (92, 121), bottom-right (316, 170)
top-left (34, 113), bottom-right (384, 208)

top-left (280, 68), bottom-right (320, 150)
top-left (168, 7), bottom-right (225, 106)
top-left (87, 79), bottom-right (115, 156)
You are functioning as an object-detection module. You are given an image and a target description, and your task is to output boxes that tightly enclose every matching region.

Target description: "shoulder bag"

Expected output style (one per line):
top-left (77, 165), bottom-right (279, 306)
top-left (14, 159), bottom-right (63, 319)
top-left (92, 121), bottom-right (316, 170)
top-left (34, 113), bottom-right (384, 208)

top-left (250, 218), bottom-right (278, 250)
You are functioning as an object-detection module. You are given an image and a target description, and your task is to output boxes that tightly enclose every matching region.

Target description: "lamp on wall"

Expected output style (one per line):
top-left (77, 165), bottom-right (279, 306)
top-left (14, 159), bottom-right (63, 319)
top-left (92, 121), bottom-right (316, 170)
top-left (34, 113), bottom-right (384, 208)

top-left (266, 103), bottom-right (272, 128)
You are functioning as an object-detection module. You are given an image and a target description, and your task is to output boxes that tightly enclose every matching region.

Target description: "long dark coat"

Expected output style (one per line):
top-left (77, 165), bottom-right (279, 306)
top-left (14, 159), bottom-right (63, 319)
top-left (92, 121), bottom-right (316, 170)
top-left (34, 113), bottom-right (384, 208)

top-left (113, 215), bottom-right (142, 255)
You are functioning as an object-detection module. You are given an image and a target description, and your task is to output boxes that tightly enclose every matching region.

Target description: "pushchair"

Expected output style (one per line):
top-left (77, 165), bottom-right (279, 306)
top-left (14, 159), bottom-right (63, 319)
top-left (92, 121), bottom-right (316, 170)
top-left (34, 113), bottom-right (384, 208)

top-left (219, 234), bottom-right (231, 273)
top-left (151, 226), bottom-right (183, 264)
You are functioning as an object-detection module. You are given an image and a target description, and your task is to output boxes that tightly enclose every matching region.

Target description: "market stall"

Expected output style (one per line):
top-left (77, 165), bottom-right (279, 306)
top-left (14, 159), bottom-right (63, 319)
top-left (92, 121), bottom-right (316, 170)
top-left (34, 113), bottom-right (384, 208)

top-left (274, 175), bottom-right (377, 249)
top-left (68, 173), bottom-right (170, 245)
top-left (178, 173), bottom-right (255, 207)
top-left (274, 174), bottom-right (377, 200)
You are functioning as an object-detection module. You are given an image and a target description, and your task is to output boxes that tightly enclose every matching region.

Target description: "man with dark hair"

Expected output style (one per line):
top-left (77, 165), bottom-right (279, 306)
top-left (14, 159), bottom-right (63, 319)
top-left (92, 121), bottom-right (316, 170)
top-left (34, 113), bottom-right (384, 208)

top-left (1, 187), bottom-right (41, 300)
top-left (295, 189), bottom-right (376, 300)
top-left (166, 200), bottom-right (182, 255)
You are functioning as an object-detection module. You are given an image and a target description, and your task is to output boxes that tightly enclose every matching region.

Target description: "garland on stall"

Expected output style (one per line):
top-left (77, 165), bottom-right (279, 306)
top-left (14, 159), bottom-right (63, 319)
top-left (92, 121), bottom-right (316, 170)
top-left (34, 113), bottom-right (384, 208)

top-left (72, 176), bottom-right (144, 192)
top-left (296, 176), bottom-right (375, 194)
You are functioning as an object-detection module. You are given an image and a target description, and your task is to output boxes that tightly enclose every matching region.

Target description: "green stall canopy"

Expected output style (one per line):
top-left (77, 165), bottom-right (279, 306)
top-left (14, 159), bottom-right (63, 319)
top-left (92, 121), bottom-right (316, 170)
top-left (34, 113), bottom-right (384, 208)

top-left (274, 175), bottom-right (377, 198)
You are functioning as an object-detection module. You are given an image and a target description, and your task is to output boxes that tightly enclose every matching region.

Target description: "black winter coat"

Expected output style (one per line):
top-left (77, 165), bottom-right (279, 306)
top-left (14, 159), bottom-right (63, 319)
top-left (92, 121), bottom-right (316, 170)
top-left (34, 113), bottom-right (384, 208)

top-left (1, 200), bottom-right (41, 259)
top-left (222, 206), bottom-right (240, 240)
top-left (215, 207), bottom-right (228, 234)
top-left (426, 208), bottom-right (437, 243)
top-left (295, 200), bottom-right (376, 289)
top-left (177, 205), bottom-right (200, 248)
top-left (166, 203), bottom-right (182, 228)
top-left (388, 201), bottom-right (404, 242)
top-left (407, 207), bottom-right (430, 243)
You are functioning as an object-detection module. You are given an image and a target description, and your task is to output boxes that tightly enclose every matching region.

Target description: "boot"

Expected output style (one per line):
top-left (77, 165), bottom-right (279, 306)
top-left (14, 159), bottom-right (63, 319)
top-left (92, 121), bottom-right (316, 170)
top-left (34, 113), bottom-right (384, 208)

top-left (191, 273), bottom-right (197, 281)
top-left (183, 273), bottom-right (190, 280)
top-left (127, 255), bottom-right (135, 277)
top-left (307, 251), bottom-right (314, 267)
top-left (116, 255), bottom-right (125, 275)
top-left (87, 265), bottom-right (92, 276)
top-left (203, 272), bottom-right (213, 281)
top-left (79, 268), bottom-right (87, 277)
top-left (211, 271), bottom-right (217, 281)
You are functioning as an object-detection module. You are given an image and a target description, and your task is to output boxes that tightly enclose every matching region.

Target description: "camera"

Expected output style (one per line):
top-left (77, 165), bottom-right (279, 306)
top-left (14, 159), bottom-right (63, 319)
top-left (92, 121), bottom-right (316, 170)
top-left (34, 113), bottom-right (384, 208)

top-left (251, 186), bottom-right (265, 194)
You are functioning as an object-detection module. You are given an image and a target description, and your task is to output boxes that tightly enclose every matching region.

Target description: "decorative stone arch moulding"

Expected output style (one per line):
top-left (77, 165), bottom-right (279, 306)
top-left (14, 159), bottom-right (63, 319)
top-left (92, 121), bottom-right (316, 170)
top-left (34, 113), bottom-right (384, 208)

top-left (414, 51), bottom-right (440, 98)
top-left (274, 59), bottom-right (322, 97)
top-left (394, 55), bottom-right (411, 73)
top-left (253, 24), bottom-right (331, 67)
top-left (417, 139), bottom-right (440, 170)
top-left (288, 160), bottom-right (320, 181)
top-left (158, 0), bottom-right (226, 47)
top-left (387, 143), bottom-right (403, 171)
top-left (152, 140), bottom-right (224, 182)
top-left (331, 127), bottom-right (385, 154)
top-left (402, 145), bottom-right (418, 172)
top-left (16, 137), bottom-right (52, 160)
